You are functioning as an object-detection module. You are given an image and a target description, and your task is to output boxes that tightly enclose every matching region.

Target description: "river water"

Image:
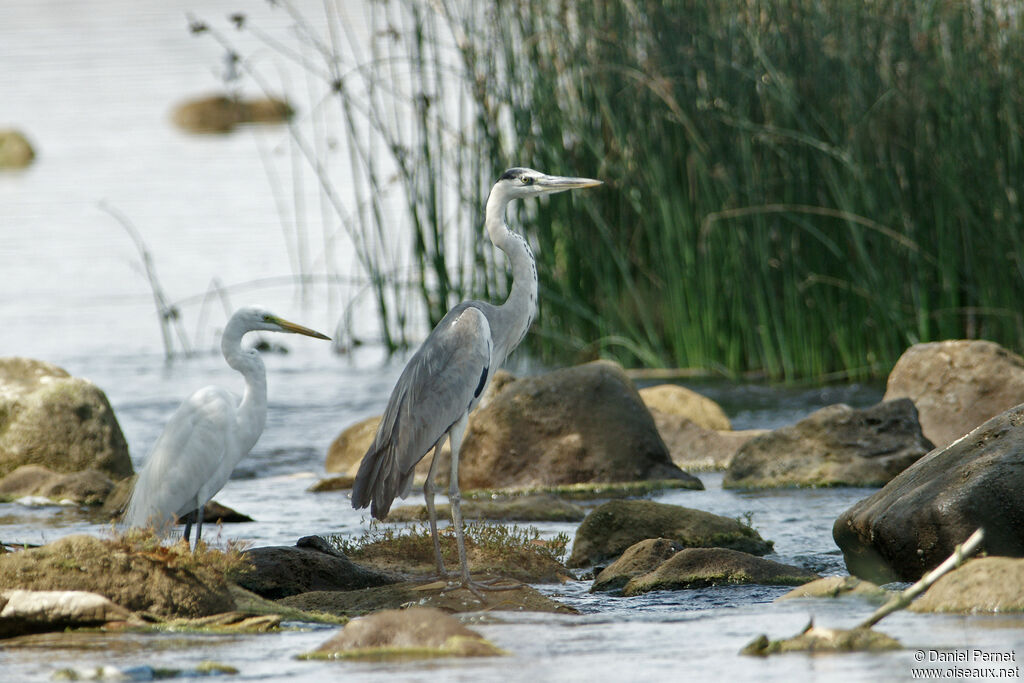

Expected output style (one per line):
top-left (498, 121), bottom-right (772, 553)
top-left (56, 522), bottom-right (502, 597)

top-left (3, 1), bottom-right (1024, 681)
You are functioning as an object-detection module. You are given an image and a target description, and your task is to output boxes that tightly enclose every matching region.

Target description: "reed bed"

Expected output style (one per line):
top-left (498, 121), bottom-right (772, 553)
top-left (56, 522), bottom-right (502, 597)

top-left (211, 0), bottom-right (1024, 380)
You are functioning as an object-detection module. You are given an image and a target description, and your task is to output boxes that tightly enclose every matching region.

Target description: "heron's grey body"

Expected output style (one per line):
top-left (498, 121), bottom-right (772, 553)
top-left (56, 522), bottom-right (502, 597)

top-left (351, 168), bottom-right (601, 591)
top-left (124, 306), bottom-right (329, 548)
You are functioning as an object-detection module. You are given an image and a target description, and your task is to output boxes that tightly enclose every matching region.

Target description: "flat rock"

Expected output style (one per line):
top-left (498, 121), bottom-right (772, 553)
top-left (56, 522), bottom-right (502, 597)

top-left (306, 607), bottom-right (505, 659)
top-left (0, 589), bottom-right (133, 639)
top-left (234, 537), bottom-right (401, 599)
top-left (834, 403), bottom-right (1024, 582)
top-left (439, 361), bottom-right (701, 491)
top-left (639, 384), bottom-right (731, 430)
top-left (724, 399), bottom-right (932, 488)
top-left (568, 499), bottom-right (772, 568)
top-left (652, 411), bottom-right (766, 471)
top-left (775, 576), bottom-right (888, 602)
top-left (0, 535), bottom-right (234, 618)
top-left (622, 547), bottom-right (819, 596)
top-left (910, 557), bottom-right (1024, 613)
top-left (0, 358), bottom-right (132, 480)
top-left (884, 339), bottom-right (1024, 448)
top-left (591, 538), bottom-right (682, 592)
top-left (280, 581), bottom-right (577, 616)
top-left (384, 495), bottom-right (586, 523)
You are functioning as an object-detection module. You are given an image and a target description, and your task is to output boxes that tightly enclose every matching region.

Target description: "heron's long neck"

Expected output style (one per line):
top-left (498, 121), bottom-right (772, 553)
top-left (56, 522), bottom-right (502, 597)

top-left (221, 321), bottom-right (268, 453)
top-left (485, 191), bottom-right (538, 363)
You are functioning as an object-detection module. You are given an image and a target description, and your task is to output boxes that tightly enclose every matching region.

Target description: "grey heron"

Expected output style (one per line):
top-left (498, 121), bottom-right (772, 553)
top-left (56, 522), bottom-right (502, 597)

top-left (124, 306), bottom-right (330, 548)
top-left (351, 167), bottom-right (602, 594)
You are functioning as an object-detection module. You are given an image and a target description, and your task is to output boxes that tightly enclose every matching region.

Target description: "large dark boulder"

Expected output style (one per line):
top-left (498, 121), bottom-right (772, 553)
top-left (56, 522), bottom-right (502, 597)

top-left (235, 536), bottom-right (401, 599)
top-left (441, 361), bottom-right (700, 491)
top-left (884, 340), bottom-right (1024, 449)
top-left (0, 358), bottom-right (132, 480)
top-left (724, 400), bottom-right (932, 489)
top-left (568, 499), bottom-right (772, 568)
top-left (834, 404), bottom-right (1024, 583)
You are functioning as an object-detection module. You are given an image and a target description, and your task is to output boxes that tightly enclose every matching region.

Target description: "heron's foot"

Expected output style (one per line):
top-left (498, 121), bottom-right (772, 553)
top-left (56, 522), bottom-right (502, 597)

top-left (441, 576), bottom-right (525, 602)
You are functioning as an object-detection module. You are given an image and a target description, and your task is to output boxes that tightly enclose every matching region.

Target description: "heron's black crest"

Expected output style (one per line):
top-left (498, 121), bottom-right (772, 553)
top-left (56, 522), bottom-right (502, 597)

top-left (499, 167), bottom-right (531, 181)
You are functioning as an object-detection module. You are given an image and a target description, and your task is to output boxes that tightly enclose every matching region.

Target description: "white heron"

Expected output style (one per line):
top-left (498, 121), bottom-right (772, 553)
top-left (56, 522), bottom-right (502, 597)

top-left (124, 305), bottom-right (330, 548)
top-left (351, 167), bottom-right (602, 595)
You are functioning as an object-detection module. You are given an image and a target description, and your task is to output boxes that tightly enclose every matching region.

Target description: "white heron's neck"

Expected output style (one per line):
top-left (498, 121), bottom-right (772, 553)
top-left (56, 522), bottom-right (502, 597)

top-left (221, 319), bottom-right (268, 452)
top-left (485, 189), bottom-right (538, 363)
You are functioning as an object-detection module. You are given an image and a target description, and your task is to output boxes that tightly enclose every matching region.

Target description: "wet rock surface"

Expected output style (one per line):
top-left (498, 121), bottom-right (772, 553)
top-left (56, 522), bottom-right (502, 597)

top-left (622, 547), bottom-right (818, 596)
top-left (884, 339), bottom-right (1024, 449)
top-left (235, 536), bottom-right (402, 599)
top-left (724, 399), bottom-right (932, 488)
top-left (568, 499), bottom-right (772, 568)
top-left (0, 358), bottom-right (132, 480)
top-left (834, 403), bottom-right (1024, 583)
top-left (591, 538), bottom-right (683, 592)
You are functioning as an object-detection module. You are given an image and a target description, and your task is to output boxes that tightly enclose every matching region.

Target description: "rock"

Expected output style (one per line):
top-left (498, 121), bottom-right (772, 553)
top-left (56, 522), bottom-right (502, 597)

top-left (652, 411), bottom-right (766, 471)
top-left (0, 589), bottom-right (133, 639)
top-left (383, 494), bottom-right (586, 524)
top-left (0, 129), bottom-right (35, 168)
top-left (279, 581), bottom-right (577, 617)
top-left (171, 94), bottom-right (293, 134)
top-left (834, 403), bottom-right (1024, 583)
top-left (234, 537), bottom-right (401, 599)
top-left (307, 475), bottom-right (355, 492)
top-left (724, 400), bottom-right (933, 489)
top-left (0, 535), bottom-right (234, 618)
top-left (742, 626), bottom-right (901, 656)
top-left (591, 538), bottom-right (682, 592)
top-left (306, 607), bottom-right (505, 659)
top-left (639, 384), bottom-right (731, 430)
top-left (0, 465), bottom-right (115, 506)
top-left (622, 547), bottom-right (818, 595)
top-left (440, 361), bottom-right (700, 491)
top-left (909, 557), bottom-right (1024, 613)
top-left (325, 416), bottom-right (381, 475)
top-left (0, 358), bottom-right (132, 480)
top-left (567, 499), bottom-right (772, 568)
top-left (884, 340), bottom-right (1024, 449)
top-left (775, 576), bottom-right (888, 602)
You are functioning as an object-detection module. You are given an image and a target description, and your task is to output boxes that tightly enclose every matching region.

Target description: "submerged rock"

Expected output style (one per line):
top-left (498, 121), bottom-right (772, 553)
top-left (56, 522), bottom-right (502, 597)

top-left (638, 384), bottom-right (731, 430)
top-left (383, 494), bottom-right (586, 524)
top-left (622, 547), bottom-right (818, 596)
top-left (0, 589), bottom-right (133, 639)
top-left (776, 576), bottom-right (888, 602)
top-left (306, 607), bottom-right (505, 659)
top-left (591, 538), bottom-right (683, 592)
top-left (724, 400), bottom-right (932, 489)
top-left (567, 499), bottom-right (772, 568)
top-left (0, 358), bottom-right (132, 480)
top-left (440, 361), bottom-right (700, 491)
top-left (884, 339), bottom-right (1024, 449)
top-left (171, 94), bottom-right (293, 133)
top-left (235, 536), bottom-right (401, 600)
top-left (0, 535), bottom-right (234, 618)
top-left (834, 403), bottom-right (1024, 583)
top-left (909, 556), bottom-right (1024, 614)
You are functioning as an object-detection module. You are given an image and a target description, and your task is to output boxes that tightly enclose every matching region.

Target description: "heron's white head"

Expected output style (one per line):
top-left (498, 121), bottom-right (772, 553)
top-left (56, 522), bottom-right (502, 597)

top-left (231, 305), bottom-right (331, 340)
top-left (492, 167), bottom-right (602, 203)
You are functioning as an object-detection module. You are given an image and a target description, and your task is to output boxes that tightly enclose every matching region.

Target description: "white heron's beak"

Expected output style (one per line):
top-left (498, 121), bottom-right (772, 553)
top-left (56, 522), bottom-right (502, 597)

top-left (272, 317), bottom-right (332, 340)
top-left (536, 174), bottom-right (603, 194)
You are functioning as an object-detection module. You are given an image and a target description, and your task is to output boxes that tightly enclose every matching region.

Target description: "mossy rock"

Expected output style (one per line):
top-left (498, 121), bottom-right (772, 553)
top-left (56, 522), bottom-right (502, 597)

top-left (568, 499), bottom-right (772, 568)
top-left (742, 625), bottom-right (901, 656)
top-left (622, 547), bottom-right (818, 596)
top-left (909, 556), bottom-right (1024, 613)
top-left (591, 538), bottom-right (682, 592)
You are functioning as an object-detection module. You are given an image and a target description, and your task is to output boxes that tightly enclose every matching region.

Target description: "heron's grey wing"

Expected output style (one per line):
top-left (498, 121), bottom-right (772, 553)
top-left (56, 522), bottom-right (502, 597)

top-left (352, 305), bottom-right (492, 518)
top-left (124, 387), bottom-right (233, 532)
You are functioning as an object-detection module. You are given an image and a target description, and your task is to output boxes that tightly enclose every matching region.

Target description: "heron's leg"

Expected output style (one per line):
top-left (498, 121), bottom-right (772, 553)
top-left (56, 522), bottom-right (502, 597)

top-left (193, 503), bottom-right (205, 552)
top-left (446, 416), bottom-right (474, 590)
top-left (423, 439), bottom-right (448, 577)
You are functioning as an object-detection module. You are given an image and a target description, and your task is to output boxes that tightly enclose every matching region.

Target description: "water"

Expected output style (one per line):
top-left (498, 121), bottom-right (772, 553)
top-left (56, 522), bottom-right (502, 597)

top-left (3, 1), bottom-right (1024, 680)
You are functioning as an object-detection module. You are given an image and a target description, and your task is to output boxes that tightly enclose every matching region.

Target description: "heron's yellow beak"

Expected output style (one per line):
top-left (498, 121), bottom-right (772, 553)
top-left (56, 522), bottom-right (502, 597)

top-left (274, 317), bottom-right (331, 340)
top-left (536, 175), bottom-right (603, 193)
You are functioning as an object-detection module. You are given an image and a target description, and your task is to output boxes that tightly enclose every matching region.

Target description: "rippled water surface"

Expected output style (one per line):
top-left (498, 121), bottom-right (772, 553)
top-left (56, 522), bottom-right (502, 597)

top-left (3, 1), bottom-right (1024, 681)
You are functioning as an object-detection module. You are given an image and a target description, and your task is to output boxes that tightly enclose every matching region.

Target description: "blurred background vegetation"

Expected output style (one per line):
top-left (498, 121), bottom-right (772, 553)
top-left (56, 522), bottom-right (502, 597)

top-left (216, 0), bottom-right (1024, 382)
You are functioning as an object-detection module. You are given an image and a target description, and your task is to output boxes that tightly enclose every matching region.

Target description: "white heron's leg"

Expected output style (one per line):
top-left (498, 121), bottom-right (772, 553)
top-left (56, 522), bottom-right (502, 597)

top-left (423, 439), bottom-right (448, 577)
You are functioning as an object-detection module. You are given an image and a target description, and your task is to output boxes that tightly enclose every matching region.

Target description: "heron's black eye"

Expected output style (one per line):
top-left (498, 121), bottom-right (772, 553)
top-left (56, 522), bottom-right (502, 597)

top-left (521, 176), bottom-right (534, 185)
